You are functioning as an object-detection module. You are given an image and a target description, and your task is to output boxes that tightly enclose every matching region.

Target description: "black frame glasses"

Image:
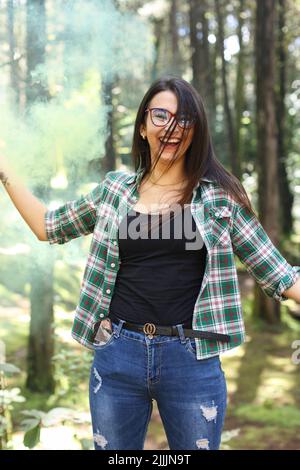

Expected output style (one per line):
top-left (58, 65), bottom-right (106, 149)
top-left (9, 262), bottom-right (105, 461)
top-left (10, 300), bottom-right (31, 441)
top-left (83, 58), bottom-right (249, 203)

top-left (144, 107), bottom-right (196, 129)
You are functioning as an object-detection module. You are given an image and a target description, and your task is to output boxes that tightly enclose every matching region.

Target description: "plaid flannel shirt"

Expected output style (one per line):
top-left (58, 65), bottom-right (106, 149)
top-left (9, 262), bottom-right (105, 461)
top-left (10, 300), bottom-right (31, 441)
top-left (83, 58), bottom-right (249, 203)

top-left (45, 168), bottom-right (300, 359)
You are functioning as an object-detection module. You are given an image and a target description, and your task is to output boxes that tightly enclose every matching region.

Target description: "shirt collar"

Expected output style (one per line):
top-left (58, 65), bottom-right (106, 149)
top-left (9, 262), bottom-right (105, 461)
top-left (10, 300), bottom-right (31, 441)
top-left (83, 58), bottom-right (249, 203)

top-left (125, 166), bottom-right (144, 186)
top-left (125, 168), bottom-right (214, 186)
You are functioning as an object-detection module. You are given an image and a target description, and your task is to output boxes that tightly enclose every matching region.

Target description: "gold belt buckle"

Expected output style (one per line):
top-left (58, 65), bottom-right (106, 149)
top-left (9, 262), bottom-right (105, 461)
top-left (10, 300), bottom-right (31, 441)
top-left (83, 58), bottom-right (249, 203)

top-left (143, 323), bottom-right (156, 339)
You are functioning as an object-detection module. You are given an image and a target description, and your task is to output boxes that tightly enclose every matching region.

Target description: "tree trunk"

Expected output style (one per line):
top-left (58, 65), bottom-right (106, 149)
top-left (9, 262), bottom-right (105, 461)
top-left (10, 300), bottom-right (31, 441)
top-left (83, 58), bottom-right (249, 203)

top-left (26, 0), bottom-right (49, 103)
top-left (169, 0), bottom-right (182, 76)
top-left (275, 0), bottom-right (294, 236)
top-left (189, 0), bottom-right (216, 128)
top-left (26, 239), bottom-right (55, 392)
top-left (234, 0), bottom-right (246, 178)
top-left (25, 0), bottom-right (55, 392)
top-left (7, 0), bottom-right (20, 107)
top-left (151, 18), bottom-right (164, 82)
top-left (101, 77), bottom-right (116, 174)
top-left (215, 0), bottom-right (240, 178)
top-left (254, 0), bottom-right (280, 324)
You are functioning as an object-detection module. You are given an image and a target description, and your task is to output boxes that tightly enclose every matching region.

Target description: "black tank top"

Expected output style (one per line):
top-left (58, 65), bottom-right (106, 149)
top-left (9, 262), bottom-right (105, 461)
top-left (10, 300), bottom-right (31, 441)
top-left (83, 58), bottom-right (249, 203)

top-left (109, 205), bottom-right (207, 328)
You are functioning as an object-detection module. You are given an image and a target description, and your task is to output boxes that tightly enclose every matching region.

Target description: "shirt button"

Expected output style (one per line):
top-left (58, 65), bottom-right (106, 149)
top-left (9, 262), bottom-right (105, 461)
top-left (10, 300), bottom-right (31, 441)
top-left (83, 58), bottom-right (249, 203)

top-left (106, 289), bottom-right (111, 294)
top-left (99, 313), bottom-right (104, 318)
top-left (111, 263), bottom-right (115, 268)
top-left (113, 241), bottom-right (117, 246)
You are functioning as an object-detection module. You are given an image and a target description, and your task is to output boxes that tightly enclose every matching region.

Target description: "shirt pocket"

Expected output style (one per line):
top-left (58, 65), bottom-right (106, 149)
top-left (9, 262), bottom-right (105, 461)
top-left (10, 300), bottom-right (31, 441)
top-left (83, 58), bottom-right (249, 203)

top-left (208, 206), bottom-right (232, 247)
top-left (94, 204), bottom-right (117, 240)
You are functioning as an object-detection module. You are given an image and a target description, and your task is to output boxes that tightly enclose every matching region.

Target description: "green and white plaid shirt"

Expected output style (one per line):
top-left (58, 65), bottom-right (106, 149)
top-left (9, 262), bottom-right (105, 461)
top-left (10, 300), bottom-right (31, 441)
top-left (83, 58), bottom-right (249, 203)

top-left (45, 168), bottom-right (300, 359)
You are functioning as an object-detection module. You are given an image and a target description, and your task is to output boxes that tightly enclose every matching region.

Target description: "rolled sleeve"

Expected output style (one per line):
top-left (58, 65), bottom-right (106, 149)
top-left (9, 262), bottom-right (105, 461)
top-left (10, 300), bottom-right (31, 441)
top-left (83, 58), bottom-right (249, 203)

top-left (231, 203), bottom-right (300, 302)
top-left (44, 181), bottom-right (106, 245)
top-left (273, 267), bottom-right (300, 301)
top-left (45, 209), bottom-right (62, 245)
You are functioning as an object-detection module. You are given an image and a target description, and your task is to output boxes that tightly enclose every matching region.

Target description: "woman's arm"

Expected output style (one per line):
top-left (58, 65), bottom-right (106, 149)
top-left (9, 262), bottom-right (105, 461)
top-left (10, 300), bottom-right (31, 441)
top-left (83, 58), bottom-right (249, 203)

top-left (282, 277), bottom-right (300, 303)
top-left (1, 145), bottom-right (110, 246)
top-left (0, 153), bottom-right (48, 241)
top-left (230, 203), bottom-right (300, 302)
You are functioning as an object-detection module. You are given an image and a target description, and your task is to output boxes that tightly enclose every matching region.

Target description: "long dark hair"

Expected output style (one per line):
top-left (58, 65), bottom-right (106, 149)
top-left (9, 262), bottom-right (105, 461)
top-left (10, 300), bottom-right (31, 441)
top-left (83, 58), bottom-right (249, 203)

top-left (131, 75), bottom-right (256, 216)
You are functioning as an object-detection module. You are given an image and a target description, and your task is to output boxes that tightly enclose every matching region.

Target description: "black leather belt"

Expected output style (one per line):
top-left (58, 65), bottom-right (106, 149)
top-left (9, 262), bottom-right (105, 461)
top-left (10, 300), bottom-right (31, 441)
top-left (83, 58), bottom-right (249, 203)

top-left (109, 315), bottom-right (230, 343)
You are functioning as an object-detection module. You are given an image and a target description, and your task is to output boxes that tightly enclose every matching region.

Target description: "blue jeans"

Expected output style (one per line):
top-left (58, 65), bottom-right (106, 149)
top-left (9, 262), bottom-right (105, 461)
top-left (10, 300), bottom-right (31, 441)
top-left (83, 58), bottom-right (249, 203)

top-left (89, 319), bottom-right (227, 450)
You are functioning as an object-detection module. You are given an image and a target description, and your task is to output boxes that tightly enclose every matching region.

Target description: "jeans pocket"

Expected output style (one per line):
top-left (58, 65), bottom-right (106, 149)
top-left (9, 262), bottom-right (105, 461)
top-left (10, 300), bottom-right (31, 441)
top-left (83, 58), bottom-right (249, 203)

top-left (93, 332), bottom-right (117, 351)
top-left (219, 361), bottom-right (226, 376)
top-left (92, 321), bottom-right (120, 351)
top-left (184, 338), bottom-right (197, 357)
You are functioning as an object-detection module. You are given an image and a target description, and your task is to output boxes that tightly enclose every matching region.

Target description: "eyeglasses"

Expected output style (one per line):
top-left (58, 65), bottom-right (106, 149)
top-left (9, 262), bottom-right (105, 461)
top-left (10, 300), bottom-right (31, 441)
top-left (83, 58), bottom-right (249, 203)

top-left (145, 107), bottom-right (196, 129)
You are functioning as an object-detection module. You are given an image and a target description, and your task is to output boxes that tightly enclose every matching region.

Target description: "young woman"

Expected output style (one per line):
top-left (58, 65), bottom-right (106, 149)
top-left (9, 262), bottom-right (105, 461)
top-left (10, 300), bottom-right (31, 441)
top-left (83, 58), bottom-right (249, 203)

top-left (1, 76), bottom-right (299, 451)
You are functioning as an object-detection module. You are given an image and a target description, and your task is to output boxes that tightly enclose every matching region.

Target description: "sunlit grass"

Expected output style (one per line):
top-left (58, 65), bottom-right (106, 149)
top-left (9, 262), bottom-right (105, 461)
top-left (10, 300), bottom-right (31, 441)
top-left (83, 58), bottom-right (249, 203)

top-left (234, 404), bottom-right (300, 428)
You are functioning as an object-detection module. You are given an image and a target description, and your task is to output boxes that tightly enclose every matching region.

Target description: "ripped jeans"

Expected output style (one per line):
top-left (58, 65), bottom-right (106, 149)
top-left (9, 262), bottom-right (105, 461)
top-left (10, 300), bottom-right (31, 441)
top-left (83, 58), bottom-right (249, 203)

top-left (89, 319), bottom-right (227, 450)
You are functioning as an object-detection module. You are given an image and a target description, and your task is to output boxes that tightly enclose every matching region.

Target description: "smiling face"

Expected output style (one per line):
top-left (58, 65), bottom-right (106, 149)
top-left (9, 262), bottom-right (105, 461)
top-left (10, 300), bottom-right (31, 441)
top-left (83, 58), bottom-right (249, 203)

top-left (139, 90), bottom-right (194, 165)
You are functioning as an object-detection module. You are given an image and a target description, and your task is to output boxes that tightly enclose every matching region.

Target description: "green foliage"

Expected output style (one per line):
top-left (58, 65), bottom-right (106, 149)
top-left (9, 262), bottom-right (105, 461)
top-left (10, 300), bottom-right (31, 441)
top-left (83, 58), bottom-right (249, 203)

top-left (0, 361), bottom-right (24, 449)
top-left (0, 363), bottom-right (20, 375)
top-left (52, 348), bottom-right (92, 402)
top-left (54, 261), bottom-right (83, 311)
top-left (21, 414), bottom-right (42, 449)
top-left (20, 408), bottom-right (85, 449)
top-left (0, 258), bottom-right (28, 299)
top-left (0, 359), bottom-right (87, 450)
top-left (234, 403), bottom-right (300, 428)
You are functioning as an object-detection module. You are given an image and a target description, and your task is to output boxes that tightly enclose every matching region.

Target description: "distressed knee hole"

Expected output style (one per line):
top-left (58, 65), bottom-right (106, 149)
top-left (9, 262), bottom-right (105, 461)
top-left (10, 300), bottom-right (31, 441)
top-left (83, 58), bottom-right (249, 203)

top-left (200, 402), bottom-right (218, 422)
top-left (93, 430), bottom-right (108, 449)
top-left (93, 367), bottom-right (102, 394)
top-left (196, 438), bottom-right (210, 450)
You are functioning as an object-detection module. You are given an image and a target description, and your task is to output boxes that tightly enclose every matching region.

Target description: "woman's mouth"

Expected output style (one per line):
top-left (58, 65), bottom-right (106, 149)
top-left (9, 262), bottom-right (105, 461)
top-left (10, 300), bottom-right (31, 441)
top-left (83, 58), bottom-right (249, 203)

top-left (159, 138), bottom-right (182, 149)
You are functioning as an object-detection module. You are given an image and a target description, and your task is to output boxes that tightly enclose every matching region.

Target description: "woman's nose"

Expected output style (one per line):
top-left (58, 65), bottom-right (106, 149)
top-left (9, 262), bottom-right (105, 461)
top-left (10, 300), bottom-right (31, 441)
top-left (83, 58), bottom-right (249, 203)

top-left (164, 117), bottom-right (180, 133)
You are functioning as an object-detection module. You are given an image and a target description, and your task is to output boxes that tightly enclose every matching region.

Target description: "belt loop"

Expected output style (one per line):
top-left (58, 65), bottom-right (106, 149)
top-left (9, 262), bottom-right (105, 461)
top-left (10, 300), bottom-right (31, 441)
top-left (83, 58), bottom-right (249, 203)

top-left (176, 324), bottom-right (186, 344)
top-left (114, 319), bottom-right (125, 338)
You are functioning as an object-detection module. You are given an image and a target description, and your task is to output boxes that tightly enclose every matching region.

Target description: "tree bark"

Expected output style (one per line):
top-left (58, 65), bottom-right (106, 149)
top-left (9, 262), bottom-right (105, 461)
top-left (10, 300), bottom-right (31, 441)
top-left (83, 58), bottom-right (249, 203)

top-left (27, 239), bottom-right (55, 392)
top-left (101, 78), bottom-right (117, 174)
top-left (215, 0), bottom-right (240, 178)
top-left (275, 0), bottom-right (294, 236)
top-left (189, 0), bottom-right (216, 128)
top-left (234, 0), bottom-right (246, 179)
top-left (151, 17), bottom-right (164, 82)
top-left (7, 0), bottom-right (20, 107)
top-left (169, 0), bottom-right (182, 75)
top-left (254, 0), bottom-right (280, 324)
top-left (26, 0), bottom-right (49, 103)
top-left (25, 0), bottom-right (55, 392)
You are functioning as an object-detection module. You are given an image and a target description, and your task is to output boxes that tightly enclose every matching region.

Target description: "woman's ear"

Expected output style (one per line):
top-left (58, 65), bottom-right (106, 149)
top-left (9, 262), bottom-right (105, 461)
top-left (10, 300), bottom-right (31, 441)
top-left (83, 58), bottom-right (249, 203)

top-left (140, 125), bottom-right (146, 139)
